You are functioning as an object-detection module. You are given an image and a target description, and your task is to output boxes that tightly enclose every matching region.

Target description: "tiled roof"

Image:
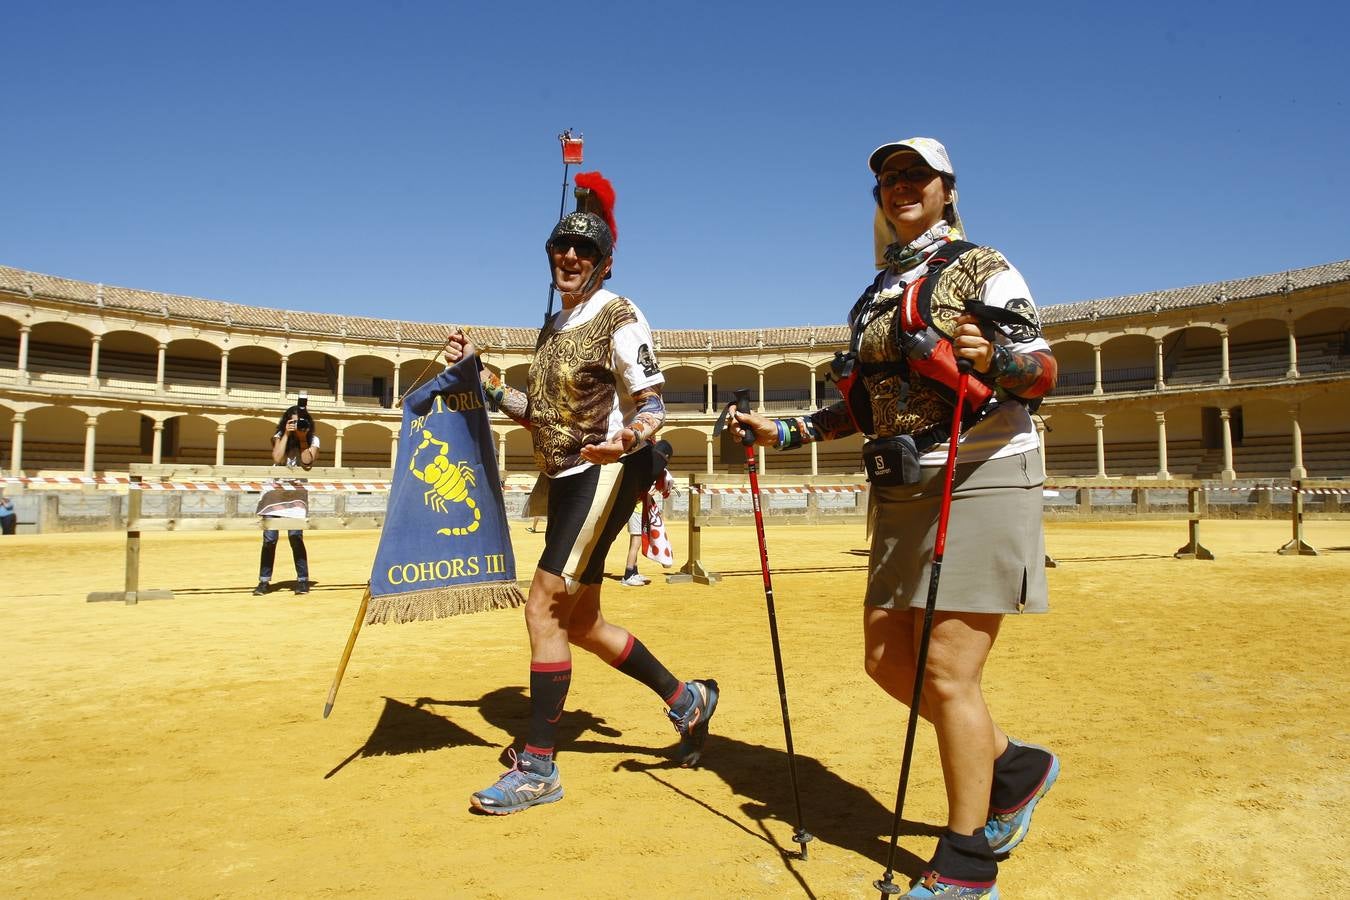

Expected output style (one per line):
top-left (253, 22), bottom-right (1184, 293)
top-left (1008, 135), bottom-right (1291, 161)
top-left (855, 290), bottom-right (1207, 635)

top-left (2, 259), bottom-right (1346, 350)
top-left (1040, 259), bottom-right (1350, 326)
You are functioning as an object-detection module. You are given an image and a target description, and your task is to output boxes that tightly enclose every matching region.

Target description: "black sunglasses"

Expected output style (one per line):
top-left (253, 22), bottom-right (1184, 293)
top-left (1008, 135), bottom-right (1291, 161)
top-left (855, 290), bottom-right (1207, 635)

top-left (877, 165), bottom-right (940, 189)
top-left (549, 236), bottom-right (600, 260)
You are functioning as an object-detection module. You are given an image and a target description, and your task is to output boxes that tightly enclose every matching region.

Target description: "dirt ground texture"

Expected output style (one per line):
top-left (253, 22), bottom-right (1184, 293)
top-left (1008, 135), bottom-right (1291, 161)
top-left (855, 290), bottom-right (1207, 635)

top-left (2, 515), bottom-right (1348, 899)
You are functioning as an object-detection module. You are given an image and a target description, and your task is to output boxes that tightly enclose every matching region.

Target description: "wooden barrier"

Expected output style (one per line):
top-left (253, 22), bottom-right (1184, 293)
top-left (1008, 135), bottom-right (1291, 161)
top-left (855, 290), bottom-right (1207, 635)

top-left (85, 465), bottom-right (392, 606)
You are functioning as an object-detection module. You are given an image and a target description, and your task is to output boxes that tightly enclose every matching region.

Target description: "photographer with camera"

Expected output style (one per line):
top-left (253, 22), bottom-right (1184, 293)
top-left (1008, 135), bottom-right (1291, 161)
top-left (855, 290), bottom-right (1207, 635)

top-left (252, 398), bottom-right (320, 596)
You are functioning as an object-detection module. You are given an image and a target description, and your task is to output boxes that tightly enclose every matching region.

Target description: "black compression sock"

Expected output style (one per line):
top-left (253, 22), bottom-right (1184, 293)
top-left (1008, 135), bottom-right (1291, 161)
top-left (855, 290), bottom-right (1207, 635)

top-left (990, 741), bottom-right (1054, 812)
top-left (610, 633), bottom-right (680, 702)
top-left (928, 829), bottom-right (997, 885)
top-left (525, 661), bottom-right (571, 756)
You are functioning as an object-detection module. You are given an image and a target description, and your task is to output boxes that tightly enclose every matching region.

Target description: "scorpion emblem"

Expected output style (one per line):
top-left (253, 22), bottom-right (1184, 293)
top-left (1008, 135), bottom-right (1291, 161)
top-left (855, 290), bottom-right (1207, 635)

top-left (409, 430), bottom-right (482, 536)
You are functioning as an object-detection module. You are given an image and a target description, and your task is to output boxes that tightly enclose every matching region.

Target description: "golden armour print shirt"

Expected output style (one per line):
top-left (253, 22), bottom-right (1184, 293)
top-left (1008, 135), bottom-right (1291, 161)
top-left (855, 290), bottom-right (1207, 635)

top-left (526, 289), bottom-right (664, 478)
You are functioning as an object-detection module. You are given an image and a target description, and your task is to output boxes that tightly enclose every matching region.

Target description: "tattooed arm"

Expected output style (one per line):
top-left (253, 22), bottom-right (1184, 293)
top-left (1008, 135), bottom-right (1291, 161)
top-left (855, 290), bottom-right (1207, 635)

top-left (579, 385), bottom-right (666, 465)
top-left (991, 347), bottom-right (1057, 399)
top-left (443, 331), bottom-right (531, 427)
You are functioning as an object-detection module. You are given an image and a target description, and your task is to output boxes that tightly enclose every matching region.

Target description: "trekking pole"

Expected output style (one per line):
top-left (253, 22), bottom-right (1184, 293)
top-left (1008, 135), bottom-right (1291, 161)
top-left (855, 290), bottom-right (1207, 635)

top-left (874, 362), bottom-right (971, 897)
top-left (722, 388), bottom-right (814, 860)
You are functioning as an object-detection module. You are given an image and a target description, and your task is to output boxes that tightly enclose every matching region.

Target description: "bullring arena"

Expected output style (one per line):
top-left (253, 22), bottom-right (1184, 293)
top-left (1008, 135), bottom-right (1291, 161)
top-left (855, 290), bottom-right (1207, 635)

top-left (2, 261), bottom-right (1348, 898)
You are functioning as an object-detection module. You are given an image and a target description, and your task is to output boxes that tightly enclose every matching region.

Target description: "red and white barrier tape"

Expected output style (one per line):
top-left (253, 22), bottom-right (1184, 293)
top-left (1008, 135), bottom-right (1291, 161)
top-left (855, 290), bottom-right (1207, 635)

top-left (0, 474), bottom-right (391, 492)
top-left (688, 484), bottom-right (867, 495)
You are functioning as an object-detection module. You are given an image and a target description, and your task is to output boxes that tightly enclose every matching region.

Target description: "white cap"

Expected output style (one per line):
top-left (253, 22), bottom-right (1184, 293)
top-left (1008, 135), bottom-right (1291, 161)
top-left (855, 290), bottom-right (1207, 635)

top-left (868, 136), bottom-right (955, 177)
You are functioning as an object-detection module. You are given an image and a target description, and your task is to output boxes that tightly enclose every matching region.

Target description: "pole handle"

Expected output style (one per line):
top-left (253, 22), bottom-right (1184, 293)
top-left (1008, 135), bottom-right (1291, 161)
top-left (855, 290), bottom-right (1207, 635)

top-left (733, 388), bottom-right (754, 446)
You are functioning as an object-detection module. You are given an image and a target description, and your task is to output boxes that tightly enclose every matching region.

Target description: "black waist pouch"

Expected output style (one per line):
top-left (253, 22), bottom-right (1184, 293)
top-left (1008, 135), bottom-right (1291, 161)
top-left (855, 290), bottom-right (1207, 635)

top-left (862, 435), bottom-right (922, 486)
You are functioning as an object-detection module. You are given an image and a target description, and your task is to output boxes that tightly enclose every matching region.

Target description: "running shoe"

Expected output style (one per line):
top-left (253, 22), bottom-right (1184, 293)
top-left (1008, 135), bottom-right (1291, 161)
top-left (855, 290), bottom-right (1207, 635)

top-left (667, 679), bottom-right (719, 767)
top-left (621, 573), bottom-right (646, 587)
top-left (985, 746), bottom-right (1060, 855)
top-left (470, 750), bottom-right (563, 815)
top-left (294, 579), bottom-right (310, 595)
top-left (252, 581), bottom-right (270, 596)
top-left (902, 873), bottom-right (999, 898)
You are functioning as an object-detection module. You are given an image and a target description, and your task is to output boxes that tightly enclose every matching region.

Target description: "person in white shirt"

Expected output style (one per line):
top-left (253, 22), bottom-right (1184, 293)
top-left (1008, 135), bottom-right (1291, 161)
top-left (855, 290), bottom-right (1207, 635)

top-left (731, 138), bottom-right (1060, 899)
top-left (253, 405), bottom-right (319, 596)
top-left (444, 172), bottom-right (716, 816)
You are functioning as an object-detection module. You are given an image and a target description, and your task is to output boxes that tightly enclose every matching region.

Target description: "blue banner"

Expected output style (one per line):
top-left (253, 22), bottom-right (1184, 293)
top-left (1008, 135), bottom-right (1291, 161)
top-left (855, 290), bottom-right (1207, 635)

top-left (366, 357), bottom-right (524, 623)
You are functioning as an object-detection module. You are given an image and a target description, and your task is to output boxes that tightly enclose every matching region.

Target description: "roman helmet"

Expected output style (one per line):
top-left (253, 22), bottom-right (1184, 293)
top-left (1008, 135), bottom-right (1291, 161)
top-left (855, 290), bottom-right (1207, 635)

top-left (545, 171), bottom-right (617, 295)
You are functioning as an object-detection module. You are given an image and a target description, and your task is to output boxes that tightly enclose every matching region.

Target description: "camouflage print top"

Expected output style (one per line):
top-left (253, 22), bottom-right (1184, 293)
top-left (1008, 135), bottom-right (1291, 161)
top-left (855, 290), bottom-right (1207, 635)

top-left (857, 246), bottom-right (1013, 438)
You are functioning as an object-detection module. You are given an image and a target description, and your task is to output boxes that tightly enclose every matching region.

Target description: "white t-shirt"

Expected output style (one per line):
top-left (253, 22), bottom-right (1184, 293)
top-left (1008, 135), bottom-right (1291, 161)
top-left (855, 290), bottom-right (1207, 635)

top-left (880, 255), bottom-right (1050, 466)
top-left (273, 432), bottom-right (320, 468)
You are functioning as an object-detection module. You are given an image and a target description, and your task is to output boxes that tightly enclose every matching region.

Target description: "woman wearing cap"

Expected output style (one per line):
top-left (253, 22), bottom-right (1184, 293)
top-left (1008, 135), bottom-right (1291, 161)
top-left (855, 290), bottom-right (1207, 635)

top-left (731, 138), bottom-right (1059, 898)
top-left (444, 173), bottom-right (717, 816)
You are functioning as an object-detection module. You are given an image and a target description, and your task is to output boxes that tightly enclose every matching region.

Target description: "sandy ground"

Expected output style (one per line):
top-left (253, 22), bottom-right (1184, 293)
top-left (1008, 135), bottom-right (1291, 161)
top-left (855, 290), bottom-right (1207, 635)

top-left (2, 515), bottom-right (1348, 899)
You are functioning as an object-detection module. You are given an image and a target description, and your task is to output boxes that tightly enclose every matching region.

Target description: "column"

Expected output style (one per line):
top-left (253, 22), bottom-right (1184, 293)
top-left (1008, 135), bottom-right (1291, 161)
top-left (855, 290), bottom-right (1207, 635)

top-left (17, 326), bottom-right (31, 383)
top-left (215, 424), bottom-right (227, 466)
top-left (88, 334), bottom-right (102, 386)
top-left (10, 412), bottom-right (25, 474)
top-left (155, 344), bottom-right (166, 389)
top-left (279, 355), bottom-right (289, 399)
top-left (1286, 323), bottom-right (1300, 378)
top-left (497, 431), bottom-right (507, 472)
top-left (1155, 411), bottom-right (1170, 480)
top-left (152, 421), bottom-right (165, 465)
top-left (337, 358), bottom-right (347, 404)
top-left (333, 428), bottom-right (345, 468)
top-left (1219, 331), bottom-right (1231, 385)
top-left (391, 363), bottom-right (401, 407)
top-left (757, 371), bottom-right (765, 412)
top-left (758, 443), bottom-right (767, 473)
top-left (218, 349), bottom-right (230, 396)
top-left (1219, 408), bottom-right (1236, 482)
top-left (390, 431), bottom-right (400, 468)
top-left (1092, 344), bottom-right (1103, 395)
top-left (810, 442), bottom-right (819, 476)
top-left (807, 367), bottom-right (817, 409)
top-left (83, 416), bottom-right (98, 475)
top-left (1154, 338), bottom-right (1166, 391)
top-left (705, 371), bottom-right (713, 414)
top-left (1036, 418), bottom-right (1048, 475)
top-left (1289, 406), bottom-right (1307, 480)
top-left (1093, 415), bottom-right (1106, 478)
top-left (705, 432), bottom-right (714, 474)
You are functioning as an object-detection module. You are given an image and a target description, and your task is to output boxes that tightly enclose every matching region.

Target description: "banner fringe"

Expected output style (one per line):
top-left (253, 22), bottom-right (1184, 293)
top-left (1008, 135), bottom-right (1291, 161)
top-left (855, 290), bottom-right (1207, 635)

top-left (365, 581), bottom-right (525, 624)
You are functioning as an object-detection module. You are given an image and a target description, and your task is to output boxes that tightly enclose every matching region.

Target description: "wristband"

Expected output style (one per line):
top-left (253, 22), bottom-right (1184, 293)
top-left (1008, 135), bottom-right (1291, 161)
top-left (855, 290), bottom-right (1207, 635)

top-left (992, 344), bottom-right (1015, 379)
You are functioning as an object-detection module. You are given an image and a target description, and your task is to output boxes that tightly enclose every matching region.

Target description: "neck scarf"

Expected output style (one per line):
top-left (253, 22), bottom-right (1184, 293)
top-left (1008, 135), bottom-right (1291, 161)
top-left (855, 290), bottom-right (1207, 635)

top-left (883, 220), bottom-right (962, 273)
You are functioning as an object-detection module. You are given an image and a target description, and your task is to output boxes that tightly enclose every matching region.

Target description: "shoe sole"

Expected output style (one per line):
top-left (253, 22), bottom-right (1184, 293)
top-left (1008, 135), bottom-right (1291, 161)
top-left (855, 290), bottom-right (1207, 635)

top-left (469, 784), bottom-right (564, 815)
top-left (678, 679), bottom-right (719, 768)
top-left (989, 754), bottom-right (1060, 855)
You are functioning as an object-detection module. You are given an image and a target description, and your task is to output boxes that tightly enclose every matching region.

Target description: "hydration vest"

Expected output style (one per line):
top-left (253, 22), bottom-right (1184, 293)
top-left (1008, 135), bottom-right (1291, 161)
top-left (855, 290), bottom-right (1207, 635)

top-left (832, 240), bottom-right (1011, 442)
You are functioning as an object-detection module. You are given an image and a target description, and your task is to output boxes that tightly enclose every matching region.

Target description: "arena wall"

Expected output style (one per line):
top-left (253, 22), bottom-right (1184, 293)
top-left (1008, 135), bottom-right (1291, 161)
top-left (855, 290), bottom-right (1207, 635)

top-left (0, 261), bottom-right (1346, 493)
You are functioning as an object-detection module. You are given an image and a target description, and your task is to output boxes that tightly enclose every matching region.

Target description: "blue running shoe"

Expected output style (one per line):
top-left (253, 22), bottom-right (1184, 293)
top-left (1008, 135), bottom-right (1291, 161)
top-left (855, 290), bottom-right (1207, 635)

top-left (470, 750), bottom-right (563, 815)
top-left (902, 872), bottom-right (1000, 898)
top-left (667, 679), bottom-right (718, 767)
top-left (985, 747), bottom-right (1060, 855)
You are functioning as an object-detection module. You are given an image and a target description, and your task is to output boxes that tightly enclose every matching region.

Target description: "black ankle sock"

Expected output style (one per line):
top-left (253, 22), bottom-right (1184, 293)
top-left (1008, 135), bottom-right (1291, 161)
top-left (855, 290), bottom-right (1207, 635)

top-left (611, 634), bottom-right (680, 702)
top-left (526, 661), bottom-right (571, 756)
top-left (624, 566), bottom-right (638, 578)
top-left (990, 741), bottom-right (1054, 812)
top-left (928, 830), bottom-right (997, 885)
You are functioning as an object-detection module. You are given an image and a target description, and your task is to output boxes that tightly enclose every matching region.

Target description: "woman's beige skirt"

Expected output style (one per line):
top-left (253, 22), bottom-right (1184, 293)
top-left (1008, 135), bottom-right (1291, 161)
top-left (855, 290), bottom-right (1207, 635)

top-left (865, 449), bottom-right (1047, 614)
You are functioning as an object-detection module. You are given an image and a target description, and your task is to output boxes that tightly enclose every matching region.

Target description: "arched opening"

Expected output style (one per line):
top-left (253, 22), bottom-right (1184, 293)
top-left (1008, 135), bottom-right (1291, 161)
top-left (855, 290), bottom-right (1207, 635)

top-left (1042, 411), bottom-right (1099, 477)
top-left (1293, 306), bottom-right (1350, 376)
top-left (763, 361), bottom-right (814, 413)
top-left (1048, 339), bottom-right (1094, 396)
top-left (26, 322), bottom-right (94, 386)
top-left (97, 409), bottom-right (152, 470)
top-left (343, 353), bottom-right (395, 408)
top-left (1098, 334), bottom-right (1157, 393)
top-left (224, 417), bottom-right (279, 466)
top-left (661, 364), bottom-right (709, 413)
top-left (1162, 326), bottom-right (1223, 386)
top-left (164, 338), bottom-right (225, 399)
top-left (339, 422), bottom-right (395, 468)
top-left (1227, 319), bottom-right (1291, 383)
top-left (504, 427), bottom-right (533, 472)
top-left (226, 344), bottom-right (283, 400)
top-left (286, 349), bottom-right (337, 408)
top-left (99, 329), bottom-right (160, 392)
top-left (22, 405), bottom-right (88, 472)
top-left (1100, 407), bottom-right (1159, 475)
top-left (711, 363), bottom-right (759, 410)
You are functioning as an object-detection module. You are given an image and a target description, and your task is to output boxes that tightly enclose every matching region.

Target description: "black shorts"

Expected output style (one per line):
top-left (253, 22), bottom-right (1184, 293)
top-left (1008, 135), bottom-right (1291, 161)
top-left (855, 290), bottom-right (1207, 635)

top-left (537, 445), bottom-right (660, 587)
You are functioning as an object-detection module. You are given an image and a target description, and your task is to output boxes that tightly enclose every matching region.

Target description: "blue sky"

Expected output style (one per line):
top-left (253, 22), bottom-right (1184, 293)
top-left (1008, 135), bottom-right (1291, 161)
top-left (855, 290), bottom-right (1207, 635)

top-left (5, 1), bottom-right (1346, 330)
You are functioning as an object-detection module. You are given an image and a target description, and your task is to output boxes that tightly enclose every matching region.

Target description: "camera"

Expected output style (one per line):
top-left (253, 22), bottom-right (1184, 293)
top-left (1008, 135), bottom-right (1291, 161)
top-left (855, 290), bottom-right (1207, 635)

top-left (295, 393), bottom-right (313, 431)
